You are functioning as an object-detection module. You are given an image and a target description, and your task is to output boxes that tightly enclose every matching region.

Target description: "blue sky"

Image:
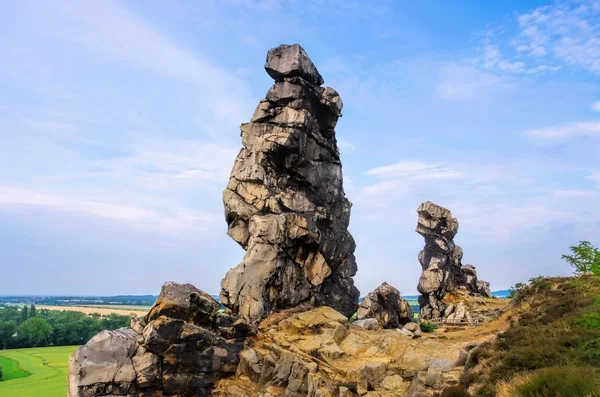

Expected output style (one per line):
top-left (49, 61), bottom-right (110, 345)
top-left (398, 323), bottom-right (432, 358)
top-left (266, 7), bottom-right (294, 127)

top-left (1, 0), bottom-right (599, 296)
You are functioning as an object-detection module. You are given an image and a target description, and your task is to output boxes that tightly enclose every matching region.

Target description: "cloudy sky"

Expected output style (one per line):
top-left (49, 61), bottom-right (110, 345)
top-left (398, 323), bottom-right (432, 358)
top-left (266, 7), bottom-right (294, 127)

top-left (1, 0), bottom-right (599, 296)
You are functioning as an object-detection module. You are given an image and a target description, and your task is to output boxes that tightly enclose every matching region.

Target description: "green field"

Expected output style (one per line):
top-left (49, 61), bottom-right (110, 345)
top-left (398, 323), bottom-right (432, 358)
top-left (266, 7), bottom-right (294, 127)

top-left (0, 346), bottom-right (78, 397)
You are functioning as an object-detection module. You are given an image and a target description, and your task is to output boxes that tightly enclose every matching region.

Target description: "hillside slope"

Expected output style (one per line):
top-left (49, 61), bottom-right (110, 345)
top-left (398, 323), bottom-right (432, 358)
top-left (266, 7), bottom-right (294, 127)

top-left (463, 276), bottom-right (600, 396)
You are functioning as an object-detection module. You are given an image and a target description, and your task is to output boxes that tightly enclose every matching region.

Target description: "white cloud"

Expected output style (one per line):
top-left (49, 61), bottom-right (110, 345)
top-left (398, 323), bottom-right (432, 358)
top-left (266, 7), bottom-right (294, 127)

top-left (337, 138), bottom-right (356, 153)
top-left (33, 0), bottom-right (253, 125)
top-left (516, 1), bottom-right (600, 75)
top-left (591, 101), bottom-right (600, 112)
top-left (435, 63), bottom-right (505, 100)
top-left (553, 189), bottom-right (598, 198)
top-left (526, 121), bottom-right (600, 139)
top-left (0, 185), bottom-right (218, 233)
top-left (357, 158), bottom-right (598, 242)
top-left (366, 160), bottom-right (461, 180)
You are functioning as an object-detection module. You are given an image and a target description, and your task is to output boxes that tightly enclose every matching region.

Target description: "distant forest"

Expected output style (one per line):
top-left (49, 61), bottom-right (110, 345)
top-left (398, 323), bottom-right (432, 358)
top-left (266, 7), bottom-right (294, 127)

top-left (0, 295), bottom-right (158, 307)
top-left (0, 305), bottom-right (130, 349)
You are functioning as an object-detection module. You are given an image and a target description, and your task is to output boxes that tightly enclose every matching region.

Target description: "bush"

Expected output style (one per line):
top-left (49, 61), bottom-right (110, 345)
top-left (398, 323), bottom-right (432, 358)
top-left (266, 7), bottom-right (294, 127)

top-left (420, 321), bottom-right (437, 333)
top-left (582, 337), bottom-right (600, 365)
top-left (508, 282), bottom-right (526, 299)
top-left (562, 241), bottom-right (600, 276)
top-left (514, 367), bottom-right (600, 397)
top-left (574, 313), bottom-right (600, 329)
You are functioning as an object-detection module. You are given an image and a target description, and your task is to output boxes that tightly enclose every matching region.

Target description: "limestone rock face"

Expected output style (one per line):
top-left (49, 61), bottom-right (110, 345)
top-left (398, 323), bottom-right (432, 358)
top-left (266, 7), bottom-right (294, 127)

top-left (68, 282), bottom-right (255, 397)
top-left (355, 282), bottom-right (413, 329)
top-left (220, 43), bottom-right (359, 323)
top-left (416, 201), bottom-right (492, 320)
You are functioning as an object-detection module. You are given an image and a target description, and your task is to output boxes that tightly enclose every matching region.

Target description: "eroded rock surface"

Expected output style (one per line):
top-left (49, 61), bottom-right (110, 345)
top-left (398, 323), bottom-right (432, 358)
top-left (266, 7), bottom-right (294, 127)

top-left (355, 282), bottom-right (413, 329)
top-left (416, 201), bottom-right (492, 320)
top-left (213, 306), bottom-right (470, 397)
top-left (68, 282), bottom-right (255, 397)
top-left (220, 43), bottom-right (359, 323)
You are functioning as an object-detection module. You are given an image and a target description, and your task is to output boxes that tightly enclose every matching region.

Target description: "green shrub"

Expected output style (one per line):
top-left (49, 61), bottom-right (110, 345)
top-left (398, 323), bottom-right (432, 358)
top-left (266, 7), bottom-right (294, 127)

top-left (582, 337), bottom-right (600, 365)
top-left (575, 313), bottom-right (600, 329)
top-left (514, 367), bottom-right (600, 397)
top-left (420, 321), bottom-right (437, 333)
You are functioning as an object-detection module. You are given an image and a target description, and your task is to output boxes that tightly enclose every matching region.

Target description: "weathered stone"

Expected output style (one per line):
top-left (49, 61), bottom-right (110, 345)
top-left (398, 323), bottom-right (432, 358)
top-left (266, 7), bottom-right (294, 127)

top-left (130, 317), bottom-right (146, 335)
top-left (68, 328), bottom-right (138, 397)
top-left (68, 282), bottom-right (254, 397)
top-left (353, 318), bottom-right (379, 330)
top-left (221, 44), bottom-right (358, 323)
top-left (416, 201), bottom-right (492, 319)
top-left (265, 44), bottom-right (324, 85)
top-left (355, 282), bottom-right (413, 329)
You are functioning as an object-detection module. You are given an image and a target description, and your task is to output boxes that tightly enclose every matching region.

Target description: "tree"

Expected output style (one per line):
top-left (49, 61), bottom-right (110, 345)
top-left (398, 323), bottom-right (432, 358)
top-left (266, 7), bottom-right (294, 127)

top-left (0, 321), bottom-right (17, 349)
top-left (29, 304), bottom-right (36, 318)
top-left (508, 282), bottom-right (526, 299)
top-left (18, 317), bottom-right (52, 347)
top-left (19, 306), bottom-right (28, 324)
top-left (562, 241), bottom-right (600, 275)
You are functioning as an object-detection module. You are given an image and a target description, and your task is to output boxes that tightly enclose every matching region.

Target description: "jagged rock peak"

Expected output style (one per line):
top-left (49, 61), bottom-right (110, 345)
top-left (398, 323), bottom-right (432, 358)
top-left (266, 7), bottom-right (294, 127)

top-left (220, 43), bottom-right (359, 323)
top-left (68, 282), bottom-right (255, 397)
top-left (355, 282), bottom-right (413, 329)
top-left (416, 201), bottom-right (492, 320)
top-left (265, 43), bottom-right (324, 85)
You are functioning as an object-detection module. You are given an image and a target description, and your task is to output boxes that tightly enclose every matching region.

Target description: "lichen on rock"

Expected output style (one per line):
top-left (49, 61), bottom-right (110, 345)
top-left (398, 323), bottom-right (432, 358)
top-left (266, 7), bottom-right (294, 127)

top-left (220, 43), bottom-right (359, 323)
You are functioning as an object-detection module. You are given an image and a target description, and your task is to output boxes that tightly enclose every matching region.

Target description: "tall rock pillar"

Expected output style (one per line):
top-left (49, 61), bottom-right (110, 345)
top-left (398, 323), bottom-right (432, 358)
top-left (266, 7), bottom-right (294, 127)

top-left (220, 44), bottom-right (359, 323)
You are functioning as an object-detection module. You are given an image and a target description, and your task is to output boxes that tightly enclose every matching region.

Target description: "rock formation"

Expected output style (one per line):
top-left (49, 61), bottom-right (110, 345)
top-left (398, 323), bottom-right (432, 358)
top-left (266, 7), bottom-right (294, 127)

top-left (220, 43), bottom-right (359, 323)
top-left (416, 201), bottom-right (491, 320)
top-left (355, 282), bottom-right (413, 329)
top-left (68, 282), bottom-right (254, 397)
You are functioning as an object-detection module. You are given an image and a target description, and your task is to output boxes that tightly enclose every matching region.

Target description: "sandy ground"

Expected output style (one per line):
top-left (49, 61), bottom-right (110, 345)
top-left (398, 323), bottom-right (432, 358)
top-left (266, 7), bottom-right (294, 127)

top-left (37, 304), bottom-right (149, 317)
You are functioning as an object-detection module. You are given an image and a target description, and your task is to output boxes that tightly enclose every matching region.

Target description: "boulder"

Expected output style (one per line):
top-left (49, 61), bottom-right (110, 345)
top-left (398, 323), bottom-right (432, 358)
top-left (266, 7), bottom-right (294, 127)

top-left (355, 282), bottom-right (413, 328)
top-left (68, 282), bottom-right (255, 397)
top-left (265, 43), bottom-right (324, 85)
top-left (353, 318), bottom-right (379, 330)
top-left (221, 43), bottom-right (359, 323)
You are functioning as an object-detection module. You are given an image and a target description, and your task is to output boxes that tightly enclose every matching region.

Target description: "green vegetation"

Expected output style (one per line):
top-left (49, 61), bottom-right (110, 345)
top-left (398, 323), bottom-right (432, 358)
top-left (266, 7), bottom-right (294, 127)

top-left (0, 355), bottom-right (30, 381)
top-left (507, 276), bottom-right (544, 299)
top-left (462, 276), bottom-right (600, 395)
top-left (0, 304), bottom-right (130, 349)
top-left (0, 346), bottom-right (78, 396)
top-left (420, 321), bottom-right (437, 333)
top-left (514, 367), bottom-right (600, 397)
top-left (562, 240), bottom-right (600, 275)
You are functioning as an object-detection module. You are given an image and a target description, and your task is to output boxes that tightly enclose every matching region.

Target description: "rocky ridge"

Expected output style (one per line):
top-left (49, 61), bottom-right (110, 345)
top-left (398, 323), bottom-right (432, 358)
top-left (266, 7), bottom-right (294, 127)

top-left (220, 43), bottom-right (359, 323)
top-left (68, 282), bottom-right (255, 397)
top-left (416, 201), bottom-right (492, 320)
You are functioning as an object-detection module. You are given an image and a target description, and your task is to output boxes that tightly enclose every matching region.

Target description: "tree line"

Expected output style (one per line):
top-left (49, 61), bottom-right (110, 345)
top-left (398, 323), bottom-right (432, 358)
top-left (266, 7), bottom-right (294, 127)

top-left (0, 304), bottom-right (131, 349)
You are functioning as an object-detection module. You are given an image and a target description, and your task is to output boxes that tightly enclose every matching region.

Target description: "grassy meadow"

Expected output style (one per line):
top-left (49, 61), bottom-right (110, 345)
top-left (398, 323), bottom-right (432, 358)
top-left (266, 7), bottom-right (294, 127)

top-left (0, 345), bottom-right (78, 397)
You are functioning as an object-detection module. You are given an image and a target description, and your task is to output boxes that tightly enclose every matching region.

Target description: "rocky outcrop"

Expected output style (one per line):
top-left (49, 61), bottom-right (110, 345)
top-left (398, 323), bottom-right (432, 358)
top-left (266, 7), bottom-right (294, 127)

top-left (213, 305), bottom-right (465, 396)
top-left (355, 282), bottom-right (413, 329)
top-left (68, 282), bottom-right (255, 397)
top-left (220, 43), bottom-right (359, 323)
top-left (416, 201), bottom-right (491, 320)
